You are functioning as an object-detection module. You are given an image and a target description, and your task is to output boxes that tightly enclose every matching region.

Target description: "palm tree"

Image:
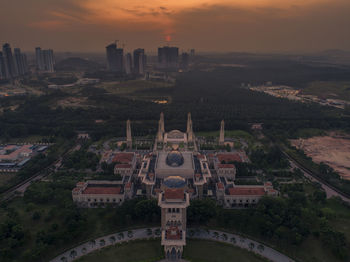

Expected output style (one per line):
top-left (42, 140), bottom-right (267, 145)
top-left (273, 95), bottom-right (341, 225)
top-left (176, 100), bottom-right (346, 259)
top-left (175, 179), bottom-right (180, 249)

top-left (118, 232), bottom-right (124, 240)
top-left (213, 232), bottom-right (219, 239)
top-left (249, 242), bottom-right (255, 250)
top-left (127, 230), bottom-right (133, 238)
top-left (100, 239), bottom-right (106, 247)
top-left (89, 240), bottom-right (96, 248)
top-left (146, 228), bottom-right (153, 236)
top-left (257, 244), bottom-right (265, 252)
top-left (155, 228), bottom-right (161, 236)
top-left (230, 237), bottom-right (236, 244)
top-left (109, 236), bottom-right (116, 244)
top-left (70, 250), bottom-right (77, 259)
top-left (81, 247), bottom-right (87, 254)
top-left (221, 233), bottom-right (228, 241)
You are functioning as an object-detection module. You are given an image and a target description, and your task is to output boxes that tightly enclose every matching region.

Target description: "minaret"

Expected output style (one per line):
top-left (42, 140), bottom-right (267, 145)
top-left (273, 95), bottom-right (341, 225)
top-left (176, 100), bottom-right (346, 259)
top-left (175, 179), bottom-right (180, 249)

top-left (157, 112), bottom-right (165, 142)
top-left (126, 119), bottom-right (132, 149)
top-left (219, 120), bottom-right (225, 145)
top-left (186, 112), bottom-right (194, 143)
top-left (160, 112), bottom-right (165, 133)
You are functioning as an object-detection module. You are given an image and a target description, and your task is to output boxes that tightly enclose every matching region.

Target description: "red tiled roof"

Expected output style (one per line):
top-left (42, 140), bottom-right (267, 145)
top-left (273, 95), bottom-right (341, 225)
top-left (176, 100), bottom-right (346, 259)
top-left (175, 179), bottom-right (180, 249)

top-left (112, 153), bottom-right (134, 163)
top-left (164, 188), bottom-right (184, 200)
top-left (228, 187), bottom-right (265, 196)
top-left (72, 187), bottom-right (81, 192)
top-left (217, 182), bottom-right (224, 190)
top-left (217, 153), bottom-right (242, 163)
top-left (82, 186), bottom-right (122, 195)
top-left (76, 182), bottom-right (85, 187)
top-left (197, 154), bottom-right (205, 159)
top-left (218, 163), bottom-right (235, 169)
top-left (115, 164), bottom-right (132, 168)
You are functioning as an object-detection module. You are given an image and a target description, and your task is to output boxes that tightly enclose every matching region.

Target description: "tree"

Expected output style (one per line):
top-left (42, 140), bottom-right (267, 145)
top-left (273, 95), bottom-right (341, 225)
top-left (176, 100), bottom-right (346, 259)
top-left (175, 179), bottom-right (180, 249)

top-left (257, 244), bottom-right (264, 252)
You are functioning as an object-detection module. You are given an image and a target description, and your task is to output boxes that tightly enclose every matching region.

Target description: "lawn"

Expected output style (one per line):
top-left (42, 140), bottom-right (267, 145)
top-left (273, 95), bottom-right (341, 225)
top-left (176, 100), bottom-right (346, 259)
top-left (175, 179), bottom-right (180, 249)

top-left (76, 239), bottom-right (267, 262)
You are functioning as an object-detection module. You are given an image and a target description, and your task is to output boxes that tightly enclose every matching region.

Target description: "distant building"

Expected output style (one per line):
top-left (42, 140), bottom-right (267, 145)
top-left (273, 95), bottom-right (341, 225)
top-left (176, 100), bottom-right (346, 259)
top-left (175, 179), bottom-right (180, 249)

top-left (190, 49), bottom-right (195, 57)
top-left (2, 43), bottom-right (18, 79)
top-left (14, 48), bottom-right (28, 76)
top-left (106, 43), bottom-right (123, 73)
top-left (36, 47), bottom-right (55, 72)
top-left (124, 53), bottom-right (132, 75)
top-left (180, 52), bottom-right (189, 71)
top-left (133, 48), bottom-right (146, 75)
top-left (158, 46), bottom-right (179, 70)
top-left (0, 52), bottom-right (6, 80)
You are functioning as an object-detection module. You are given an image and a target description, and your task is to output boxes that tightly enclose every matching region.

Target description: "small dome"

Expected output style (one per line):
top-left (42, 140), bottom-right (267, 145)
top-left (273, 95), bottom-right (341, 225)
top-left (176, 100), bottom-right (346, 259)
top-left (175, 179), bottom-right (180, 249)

top-left (166, 150), bottom-right (184, 167)
top-left (164, 176), bottom-right (186, 188)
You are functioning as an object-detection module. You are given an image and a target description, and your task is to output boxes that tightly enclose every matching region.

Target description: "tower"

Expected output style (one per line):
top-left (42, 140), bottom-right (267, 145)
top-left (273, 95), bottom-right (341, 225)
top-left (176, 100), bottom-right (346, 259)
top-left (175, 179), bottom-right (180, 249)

top-left (219, 120), bottom-right (225, 145)
top-left (186, 112), bottom-right (193, 143)
top-left (157, 112), bottom-right (165, 142)
top-left (158, 187), bottom-right (190, 260)
top-left (126, 119), bottom-right (132, 149)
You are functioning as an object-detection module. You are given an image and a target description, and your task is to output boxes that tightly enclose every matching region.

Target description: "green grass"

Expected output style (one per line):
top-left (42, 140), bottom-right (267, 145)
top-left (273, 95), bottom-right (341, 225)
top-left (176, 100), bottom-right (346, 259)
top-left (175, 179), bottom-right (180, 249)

top-left (303, 81), bottom-right (350, 101)
top-left (184, 239), bottom-right (267, 262)
top-left (76, 239), bottom-right (267, 262)
top-left (76, 239), bottom-right (164, 262)
top-left (0, 173), bottom-right (16, 187)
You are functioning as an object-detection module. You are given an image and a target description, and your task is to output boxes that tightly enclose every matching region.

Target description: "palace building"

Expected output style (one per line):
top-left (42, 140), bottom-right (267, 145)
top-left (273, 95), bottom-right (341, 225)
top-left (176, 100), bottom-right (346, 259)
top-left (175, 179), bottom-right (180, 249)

top-left (72, 113), bottom-right (278, 260)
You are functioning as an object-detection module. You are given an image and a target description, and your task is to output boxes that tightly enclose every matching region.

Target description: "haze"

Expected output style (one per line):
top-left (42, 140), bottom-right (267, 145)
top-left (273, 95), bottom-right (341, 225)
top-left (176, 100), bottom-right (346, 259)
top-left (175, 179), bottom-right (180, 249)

top-left (1, 0), bottom-right (350, 52)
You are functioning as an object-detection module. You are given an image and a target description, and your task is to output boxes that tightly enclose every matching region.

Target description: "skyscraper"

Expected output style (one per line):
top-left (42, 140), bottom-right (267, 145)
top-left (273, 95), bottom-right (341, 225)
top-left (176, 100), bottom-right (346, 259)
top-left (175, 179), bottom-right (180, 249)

top-left (14, 48), bottom-right (28, 76)
top-left (124, 53), bottom-right (132, 75)
top-left (36, 47), bottom-right (55, 73)
top-left (158, 46), bottom-right (179, 70)
top-left (2, 43), bottom-right (18, 79)
top-left (133, 48), bottom-right (146, 75)
top-left (181, 52), bottom-right (189, 71)
top-left (0, 52), bottom-right (6, 80)
top-left (106, 43), bottom-right (123, 73)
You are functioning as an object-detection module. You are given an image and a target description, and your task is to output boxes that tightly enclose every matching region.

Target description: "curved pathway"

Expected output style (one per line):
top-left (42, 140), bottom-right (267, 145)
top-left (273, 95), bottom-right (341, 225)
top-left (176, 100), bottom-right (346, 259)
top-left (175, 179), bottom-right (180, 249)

top-left (49, 228), bottom-right (294, 262)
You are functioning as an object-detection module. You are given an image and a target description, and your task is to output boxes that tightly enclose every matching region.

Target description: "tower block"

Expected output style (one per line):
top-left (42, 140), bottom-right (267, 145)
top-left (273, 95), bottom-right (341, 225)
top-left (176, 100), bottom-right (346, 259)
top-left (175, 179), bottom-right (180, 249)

top-left (126, 119), bottom-right (132, 149)
top-left (219, 120), bottom-right (225, 145)
top-left (157, 112), bottom-right (165, 142)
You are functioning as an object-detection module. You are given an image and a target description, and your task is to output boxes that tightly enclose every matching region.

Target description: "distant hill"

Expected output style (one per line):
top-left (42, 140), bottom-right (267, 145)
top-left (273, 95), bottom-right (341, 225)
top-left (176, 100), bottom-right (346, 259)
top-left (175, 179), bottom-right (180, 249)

top-left (55, 57), bottom-right (103, 72)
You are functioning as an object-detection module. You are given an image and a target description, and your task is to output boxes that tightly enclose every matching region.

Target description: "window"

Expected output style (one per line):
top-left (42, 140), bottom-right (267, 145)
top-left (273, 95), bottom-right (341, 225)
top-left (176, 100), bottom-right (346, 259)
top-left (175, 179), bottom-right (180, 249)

top-left (168, 208), bottom-right (171, 213)
top-left (88, 199), bottom-right (91, 202)
top-left (113, 199), bottom-right (116, 202)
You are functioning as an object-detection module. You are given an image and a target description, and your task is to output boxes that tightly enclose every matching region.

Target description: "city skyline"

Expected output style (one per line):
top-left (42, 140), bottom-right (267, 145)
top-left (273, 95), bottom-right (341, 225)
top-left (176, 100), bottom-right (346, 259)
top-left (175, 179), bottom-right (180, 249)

top-left (1, 0), bottom-right (350, 53)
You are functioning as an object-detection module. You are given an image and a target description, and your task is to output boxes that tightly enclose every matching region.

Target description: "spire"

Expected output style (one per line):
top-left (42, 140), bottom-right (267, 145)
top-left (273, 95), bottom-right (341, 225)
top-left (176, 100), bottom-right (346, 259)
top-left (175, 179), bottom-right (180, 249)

top-left (126, 119), bottom-right (132, 148)
top-left (186, 112), bottom-right (192, 134)
top-left (219, 120), bottom-right (225, 145)
top-left (187, 112), bottom-right (194, 142)
top-left (160, 112), bottom-right (165, 133)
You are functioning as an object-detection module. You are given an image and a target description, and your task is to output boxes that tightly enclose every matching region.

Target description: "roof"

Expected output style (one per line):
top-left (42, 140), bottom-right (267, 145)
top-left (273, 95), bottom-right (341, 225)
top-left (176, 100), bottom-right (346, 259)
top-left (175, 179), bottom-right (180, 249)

top-left (72, 187), bottom-right (81, 192)
top-left (228, 187), bottom-right (265, 196)
top-left (82, 186), bottom-right (122, 195)
top-left (218, 163), bottom-right (235, 169)
top-left (217, 182), bottom-right (224, 190)
top-left (76, 182), bottom-right (86, 187)
top-left (217, 153), bottom-right (242, 163)
top-left (164, 188), bottom-right (184, 200)
top-left (112, 153), bottom-right (134, 163)
top-left (125, 182), bottom-right (132, 189)
top-left (115, 164), bottom-right (132, 169)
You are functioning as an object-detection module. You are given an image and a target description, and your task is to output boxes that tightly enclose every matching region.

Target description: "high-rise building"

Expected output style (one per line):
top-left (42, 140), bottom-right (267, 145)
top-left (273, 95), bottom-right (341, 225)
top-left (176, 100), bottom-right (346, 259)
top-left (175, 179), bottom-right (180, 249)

top-left (124, 53), bottom-right (132, 75)
top-left (2, 43), bottom-right (18, 79)
top-left (158, 46), bottom-right (179, 70)
top-left (133, 48), bottom-right (146, 75)
top-left (36, 47), bottom-right (55, 73)
top-left (106, 43), bottom-right (123, 73)
top-left (14, 48), bottom-right (28, 76)
top-left (181, 52), bottom-right (189, 71)
top-left (0, 52), bottom-right (6, 80)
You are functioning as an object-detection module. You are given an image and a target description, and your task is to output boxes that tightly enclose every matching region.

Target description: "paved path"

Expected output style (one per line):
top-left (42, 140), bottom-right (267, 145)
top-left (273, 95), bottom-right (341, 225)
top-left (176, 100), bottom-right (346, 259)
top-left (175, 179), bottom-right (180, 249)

top-left (49, 228), bottom-right (295, 262)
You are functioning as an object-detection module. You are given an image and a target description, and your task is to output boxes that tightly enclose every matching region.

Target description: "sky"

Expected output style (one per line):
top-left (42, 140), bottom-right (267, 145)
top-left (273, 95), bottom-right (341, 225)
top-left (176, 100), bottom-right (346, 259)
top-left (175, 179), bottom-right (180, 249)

top-left (1, 0), bottom-right (350, 53)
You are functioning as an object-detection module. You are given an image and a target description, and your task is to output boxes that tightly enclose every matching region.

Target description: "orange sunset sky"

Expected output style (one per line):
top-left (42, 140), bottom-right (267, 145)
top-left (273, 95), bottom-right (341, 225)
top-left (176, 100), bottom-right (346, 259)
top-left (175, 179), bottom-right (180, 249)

top-left (1, 0), bottom-right (350, 52)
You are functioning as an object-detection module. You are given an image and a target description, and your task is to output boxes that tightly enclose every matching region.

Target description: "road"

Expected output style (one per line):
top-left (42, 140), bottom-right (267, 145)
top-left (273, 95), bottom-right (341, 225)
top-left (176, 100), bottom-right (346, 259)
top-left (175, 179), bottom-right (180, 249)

top-left (282, 150), bottom-right (350, 203)
top-left (0, 144), bottom-right (76, 202)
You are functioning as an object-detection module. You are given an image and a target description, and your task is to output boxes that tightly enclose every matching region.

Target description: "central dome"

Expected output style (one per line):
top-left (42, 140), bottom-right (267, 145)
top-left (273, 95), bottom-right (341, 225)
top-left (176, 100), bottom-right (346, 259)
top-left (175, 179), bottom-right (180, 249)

top-left (163, 176), bottom-right (186, 188)
top-left (166, 150), bottom-right (184, 167)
